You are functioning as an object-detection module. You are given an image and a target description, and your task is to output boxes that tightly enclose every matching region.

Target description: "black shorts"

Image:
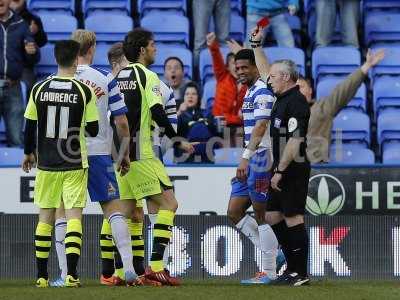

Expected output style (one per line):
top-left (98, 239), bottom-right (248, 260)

top-left (266, 163), bottom-right (311, 217)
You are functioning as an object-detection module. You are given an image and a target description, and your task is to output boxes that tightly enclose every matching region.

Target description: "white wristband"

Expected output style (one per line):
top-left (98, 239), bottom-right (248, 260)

top-left (242, 148), bottom-right (255, 160)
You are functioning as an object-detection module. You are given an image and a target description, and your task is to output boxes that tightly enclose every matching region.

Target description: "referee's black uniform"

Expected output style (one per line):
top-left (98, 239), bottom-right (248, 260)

top-left (267, 85), bottom-right (311, 284)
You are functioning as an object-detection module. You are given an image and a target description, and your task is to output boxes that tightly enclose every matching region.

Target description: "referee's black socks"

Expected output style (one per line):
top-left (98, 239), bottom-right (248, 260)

top-left (287, 223), bottom-right (309, 277)
top-left (271, 220), bottom-right (295, 273)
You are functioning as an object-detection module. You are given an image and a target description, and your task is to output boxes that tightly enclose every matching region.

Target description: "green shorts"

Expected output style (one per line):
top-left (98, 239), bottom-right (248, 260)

top-left (34, 169), bottom-right (88, 209)
top-left (116, 158), bottom-right (172, 200)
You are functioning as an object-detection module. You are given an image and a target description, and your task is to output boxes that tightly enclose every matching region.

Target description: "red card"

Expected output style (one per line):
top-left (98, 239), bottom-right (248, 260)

top-left (257, 17), bottom-right (270, 28)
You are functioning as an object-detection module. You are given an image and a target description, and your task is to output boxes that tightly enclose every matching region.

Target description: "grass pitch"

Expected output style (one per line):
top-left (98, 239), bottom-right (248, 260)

top-left (0, 280), bottom-right (399, 300)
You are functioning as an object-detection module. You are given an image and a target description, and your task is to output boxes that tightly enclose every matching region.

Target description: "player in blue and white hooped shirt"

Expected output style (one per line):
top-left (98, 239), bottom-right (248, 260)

top-left (50, 30), bottom-right (139, 287)
top-left (227, 49), bottom-right (285, 285)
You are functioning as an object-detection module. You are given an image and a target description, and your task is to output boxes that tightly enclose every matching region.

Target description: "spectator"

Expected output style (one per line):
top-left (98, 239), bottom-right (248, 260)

top-left (315, 0), bottom-right (360, 48)
top-left (246, 0), bottom-right (297, 48)
top-left (176, 82), bottom-right (217, 163)
top-left (164, 56), bottom-right (187, 105)
top-left (206, 32), bottom-right (246, 146)
top-left (193, 0), bottom-right (230, 68)
top-left (9, 0), bottom-right (47, 91)
top-left (0, 0), bottom-right (39, 147)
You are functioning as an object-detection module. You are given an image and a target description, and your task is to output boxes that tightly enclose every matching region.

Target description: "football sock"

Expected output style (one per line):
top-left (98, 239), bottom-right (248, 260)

top-left (54, 218), bottom-right (67, 279)
top-left (35, 222), bottom-right (53, 280)
top-left (271, 220), bottom-right (295, 272)
top-left (100, 219), bottom-right (115, 278)
top-left (258, 224), bottom-right (278, 279)
top-left (127, 219), bottom-right (145, 275)
top-left (287, 223), bottom-right (309, 277)
top-left (150, 210), bottom-right (174, 272)
top-left (113, 249), bottom-right (124, 278)
top-left (149, 213), bottom-right (170, 269)
top-left (65, 219), bottom-right (82, 279)
top-left (108, 213), bottom-right (136, 276)
top-left (236, 214), bottom-right (260, 248)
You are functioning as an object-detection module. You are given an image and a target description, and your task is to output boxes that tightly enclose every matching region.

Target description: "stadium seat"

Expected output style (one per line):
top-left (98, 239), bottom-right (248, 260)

top-left (28, 0), bottom-right (75, 14)
top-left (316, 77), bottom-right (367, 112)
top-left (82, 0), bottom-right (130, 16)
top-left (209, 14), bottom-right (245, 43)
top-left (85, 13), bottom-right (133, 42)
top-left (364, 0), bottom-right (400, 10)
top-left (93, 43), bottom-right (111, 72)
top-left (263, 47), bottom-right (305, 76)
top-left (332, 110), bottom-right (370, 145)
top-left (141, 12), bottom-right (189, 47)
top-left (328, 148), bottom-right (375, 165)
top-left (382, 142), bottom-right (400, 164)
top-left (214, 147), bottom-right (243, 165)
top-left (0, 148), bottom-right (24, 166)
top-left (369, 46), bottom-right (400, 80)
top-left (38, 13), bottom-right (77, 41)
top-left (312, 47), bottom-right (361, 83)
top-left (0, 120), bottom-right (6, 142)
top-left (201, 79), bottom-right (216, 112)
top-left (199, 46), bottom-right (230, 83)
top-left (364, 12), bottom-right (400, 46)
top-left (230, 0), bottom-right (242, 15)
top-left (138, 0), bottom-right (187, 16)
top-left (36, 44), bottom-right (57, 79)
top-left (373, 75), bottom-right (400, 118)
top-left (377, 108), bottom-right (400, 149)
top-left (151, 46), bottom-right (192, 79)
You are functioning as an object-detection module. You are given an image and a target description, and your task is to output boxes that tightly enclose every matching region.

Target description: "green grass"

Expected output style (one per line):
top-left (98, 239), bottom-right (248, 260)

top-left (0, 280), bottom-right (399, 300)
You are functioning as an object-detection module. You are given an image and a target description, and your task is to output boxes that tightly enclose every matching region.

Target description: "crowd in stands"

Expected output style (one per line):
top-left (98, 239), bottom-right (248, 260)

top-left (0, 0), bottom-right (399, 165)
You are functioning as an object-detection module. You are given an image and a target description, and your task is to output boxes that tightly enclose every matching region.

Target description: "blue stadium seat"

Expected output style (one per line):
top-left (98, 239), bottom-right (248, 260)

top-left (332, 110), bottom-right (370, 145)
top-left (312, 47), bottom-right (361, 83)
top-left (151, 46), bottom-right (192, 80)
top-left (199, 46), bottom-right (230, 83)
top-left (263, 47), bottom-right (305, 76)
top-left (316, 77), bottom-right (367, 112)
top-left (82, 0), bottom-right (130, 16)
top-left (141, 12), bottom-right (189, 47)
top-left (209, 14), bottom-right (245, 42)
top-left (28, 0), bottom-right (75, 14)
top-left (373, 75), bottom-right (400, 118)
top-left (138, 0), bottom-right (187, 16)
top-left (0, 120), bottom-right (6, 143)
top-left (85, 13), bottom-right (133, 42)
top-left (328, 148), bottom-right (375, 165)
top-left (377, 108), bottom-right (400, 149)
top-left (93, 43), bottom-right (111, 72)
top-left (201, 79), bottom-right (216, 112)
top-left (39, 13), bottom-right (77, 41)
top-left (0, 148), bottom-right (24, 166)
top-left (369, 46), bottom-right (400, 80)
top-left (214, 147), bottom-right (243, 165)
top-left (364, 0), bottom-right (400, 10)
top-left (36, 44), bottom-right (57, 79)
top-left (382, 142), bottom-right (400, 164)
top-left (364, 12), bottom-right (400, 46)
top-left (231, 0), bottom-right (242, 14)
top-left (330, 142), bottom-right (368, 155)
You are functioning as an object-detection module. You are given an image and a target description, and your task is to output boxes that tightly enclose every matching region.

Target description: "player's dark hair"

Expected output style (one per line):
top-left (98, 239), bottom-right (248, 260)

top-left (108, 42), bottom-right (125, 65)
top-left (54, 40), bottom-right (80, 68)
top-left (164, 56), bottom-right (184, 71)
top-left (123, 28), bottom-right (154, 63)
top-left (298, 74), bottom-right (312, 88)
top-left (235, 49), bottom-right (256, 66)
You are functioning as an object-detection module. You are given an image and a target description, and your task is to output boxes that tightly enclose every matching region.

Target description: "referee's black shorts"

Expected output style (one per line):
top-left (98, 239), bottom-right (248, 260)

top-left (266, 163), bottom-right (311, 217)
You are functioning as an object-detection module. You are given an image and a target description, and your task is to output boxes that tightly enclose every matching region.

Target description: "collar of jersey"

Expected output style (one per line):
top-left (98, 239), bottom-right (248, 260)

top-left (52, 75), bottom-right (75, 80)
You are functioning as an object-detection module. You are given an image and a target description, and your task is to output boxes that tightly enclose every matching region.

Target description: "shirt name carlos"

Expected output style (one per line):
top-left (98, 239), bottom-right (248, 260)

top-left (39, 91), bottom-right (78, 104)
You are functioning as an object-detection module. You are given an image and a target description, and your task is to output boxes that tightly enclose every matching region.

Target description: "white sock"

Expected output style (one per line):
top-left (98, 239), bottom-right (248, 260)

top-left (55, 218), bottom-right (67, 279)
top-left (236, 215), bottom-right (260, 248)
top-left (108, 212), bottom-right (136, 275)
top-left (258, 224), bottom-right (278, 279)
top-left (149, 213), bottom-right (170, 269)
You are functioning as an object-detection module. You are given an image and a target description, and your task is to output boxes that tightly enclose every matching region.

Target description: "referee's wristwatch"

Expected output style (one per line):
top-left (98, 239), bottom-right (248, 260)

top-left (274, 168), bottom-right (285, 175)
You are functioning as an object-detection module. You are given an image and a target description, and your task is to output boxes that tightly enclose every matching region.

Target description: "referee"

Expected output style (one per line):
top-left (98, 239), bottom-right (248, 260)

top-left (22, 40), bottom-right (99, 287)
top-left (267, 59), bottom-right (311, 286)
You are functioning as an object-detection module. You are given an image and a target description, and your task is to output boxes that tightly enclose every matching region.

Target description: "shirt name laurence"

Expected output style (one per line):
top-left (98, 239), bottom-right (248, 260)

top-left (39, 91), bottom-right (78, 104)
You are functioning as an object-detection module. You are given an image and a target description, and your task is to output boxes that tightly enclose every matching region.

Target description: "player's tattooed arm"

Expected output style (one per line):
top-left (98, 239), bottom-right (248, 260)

top-left (22, 119), bottom-right (37, 173)
top-left (114, 114), bottom-right (130, 176)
